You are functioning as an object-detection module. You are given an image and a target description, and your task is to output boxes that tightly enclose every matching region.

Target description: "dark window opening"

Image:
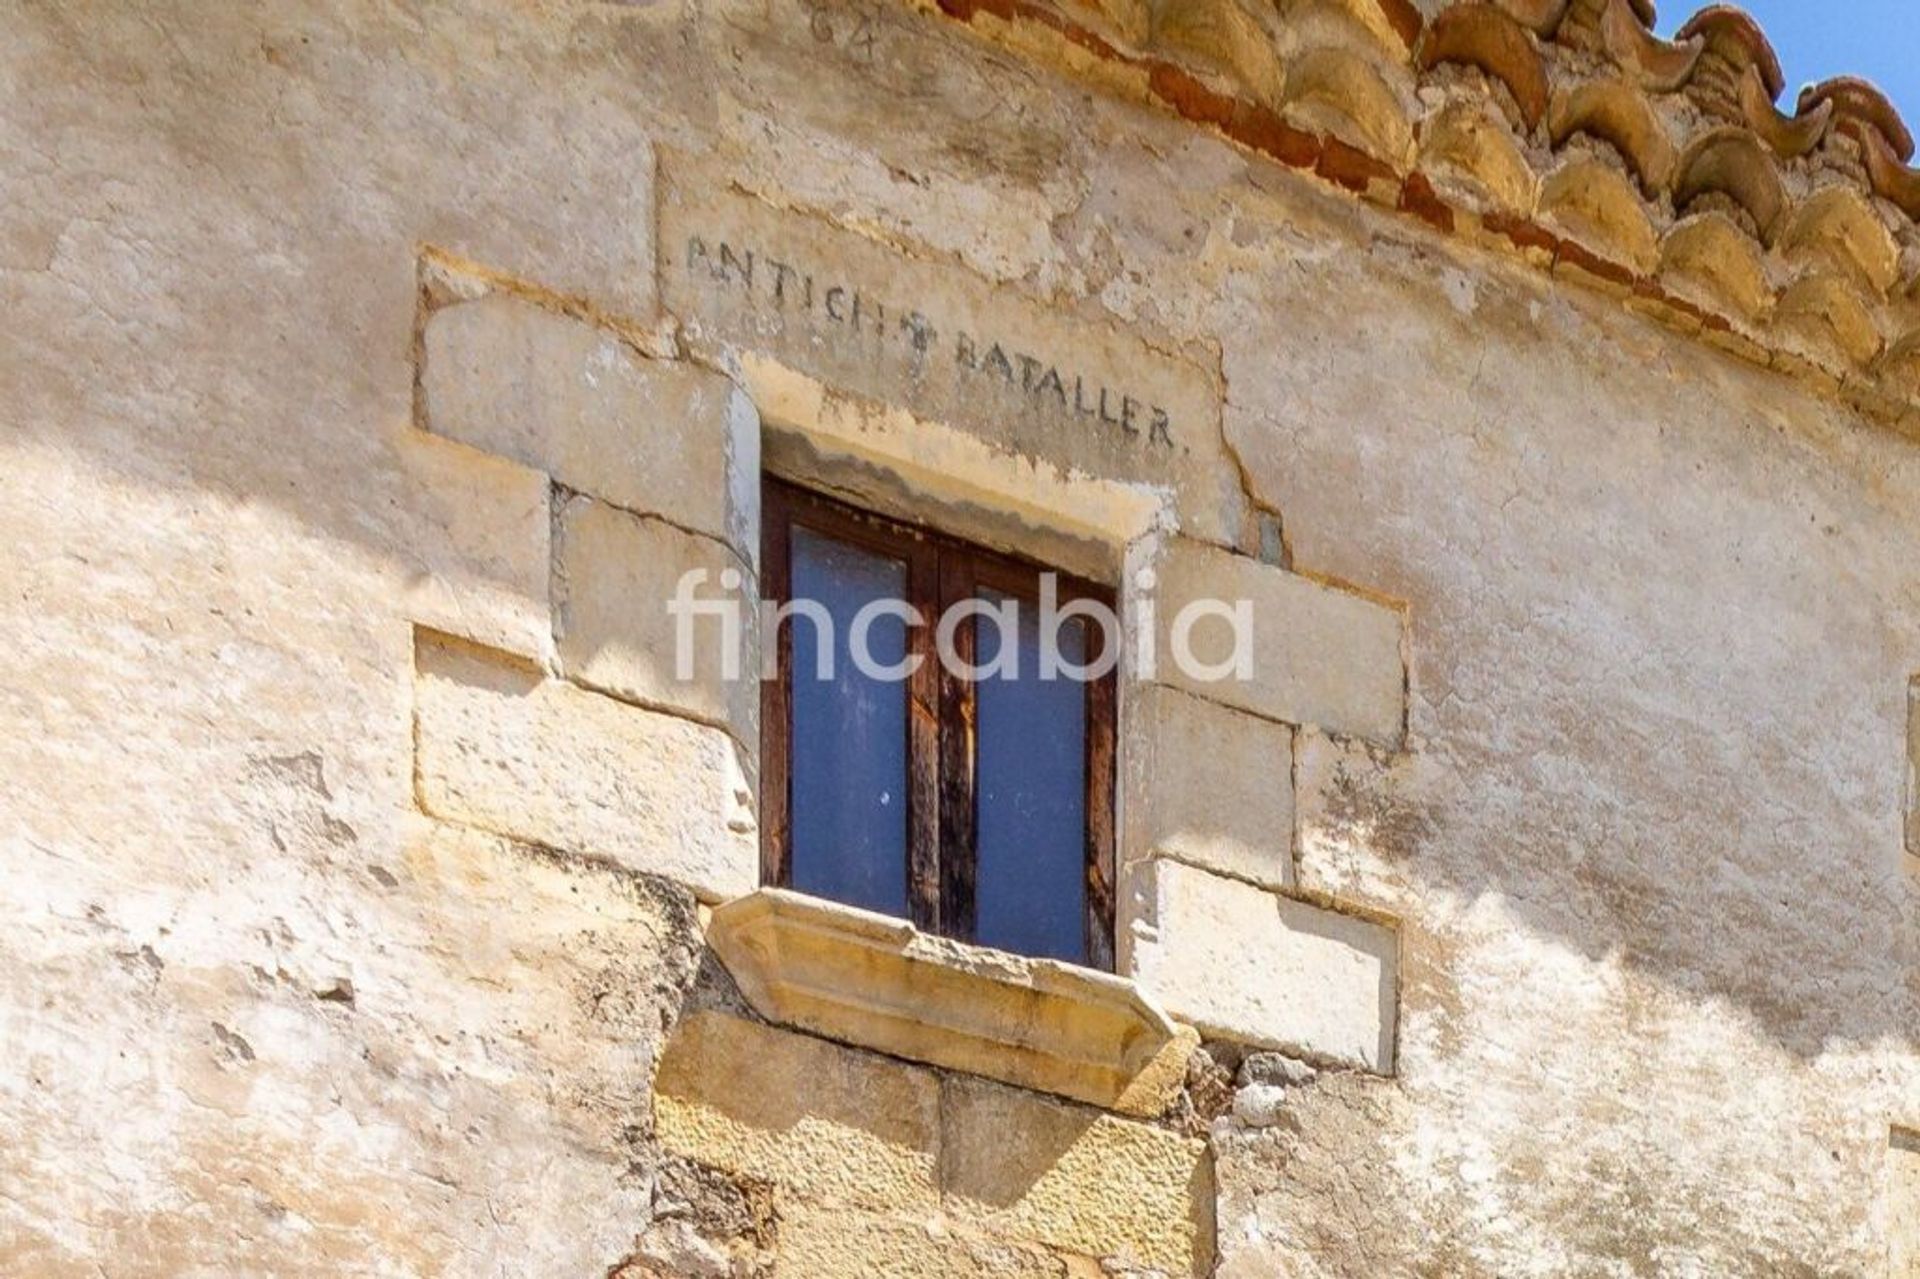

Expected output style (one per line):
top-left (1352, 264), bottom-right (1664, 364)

top-left (760, 478), bottom-right (1117, 969)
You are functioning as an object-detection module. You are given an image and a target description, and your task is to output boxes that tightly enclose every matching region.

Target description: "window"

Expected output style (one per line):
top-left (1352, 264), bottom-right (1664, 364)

top-left (760, 478), bottom-right (1117, 968)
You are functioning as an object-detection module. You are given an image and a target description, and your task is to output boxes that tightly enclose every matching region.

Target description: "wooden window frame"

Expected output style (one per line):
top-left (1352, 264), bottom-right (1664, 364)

top-left (760, 477), bottom-right (1117, 970)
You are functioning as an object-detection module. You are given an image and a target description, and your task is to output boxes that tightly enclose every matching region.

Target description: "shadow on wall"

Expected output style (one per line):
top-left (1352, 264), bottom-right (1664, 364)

top-left (1255, 221), bottom-right (1920, 1068)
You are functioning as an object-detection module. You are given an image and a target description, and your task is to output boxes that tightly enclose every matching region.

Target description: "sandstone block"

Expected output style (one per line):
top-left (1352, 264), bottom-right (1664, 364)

top-left (1151, 539), bottom-right (1404, 746)
top-left (1908, 677), bottom-right (1920, 859)
top-left (659, 172), bottom-right (1244, 546)
top-left (400, 431), bottom-right (552, 660)
top-left (1125, 860), bottom-right (1396, 1073)
top-left (1891, 1127), bottom-right (1920, 1276)
top-left (414, 104), bottom-right (657, 325)
top-left (412, 631), bottom-right (756, 901)
top-left (554, 495), bottom-right (757, 759)
top-left (940, 1075), bottom-right (1213, 1276)
top-left (1292, 728), bottom-right (1425, 913)
top-left (421, 293), bottom-right (757, 565)
top-left (1123, 684), bottom-right (1294, 887)
top-left (652, 1012), bottom-right (940, 1214)
top-left (706, 889), bottom-right (1194, 1118)
top-left (776, 1205), bottom-right (1065, 1279)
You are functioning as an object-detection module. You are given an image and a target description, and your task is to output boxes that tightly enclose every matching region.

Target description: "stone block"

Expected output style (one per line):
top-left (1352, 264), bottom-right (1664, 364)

top-left (940, 1075), bottom-right (1213, 1276)
top-left (1292, 728), bottom-right (1425, 913)
top-left (1123, 684), bottom-right (1294, 887)
top-left (400, 430), bottom-right (552, 661)
top-left (1908, 677), bottom-right (1920, 859)
top-left (412, 630), bottom-right (756, 901)
top-left (706, 889), bottom-right (1194, 1118)
top-left (1125, 860), bottom-right (1396, 1073)
top-left (421, 292), bottom-right (757, 565)
top-left (1150, 539), bottom-right (1404, 746)
top-left (414, 104), bottom-right (657, 326)
top-left (553, 494), bottom-right (757, 757)
top-left (652, 1012), bottom-right (940, 1214)
top-left (1892, 1127), bottom-right (1920, 1277)
top-left (775, 1206), bottom-right (1066, 1279)
top-left (659, 171), bottom-right (1244, 547)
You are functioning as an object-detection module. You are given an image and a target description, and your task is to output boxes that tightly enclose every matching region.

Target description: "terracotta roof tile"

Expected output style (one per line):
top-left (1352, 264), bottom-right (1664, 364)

top-left (1675, 5), bottom-right (1782, 100)
top-left (930, 0), bottom-right (1920, 432)
top-left (1418, 5), bottom-right (1550, 131)
top-left (1802, 76), bottom-right (1915, 161)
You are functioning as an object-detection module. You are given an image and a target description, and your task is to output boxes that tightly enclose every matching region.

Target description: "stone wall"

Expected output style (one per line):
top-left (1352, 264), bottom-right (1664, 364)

top-left (4, 1), bottom-right (1918, 1274)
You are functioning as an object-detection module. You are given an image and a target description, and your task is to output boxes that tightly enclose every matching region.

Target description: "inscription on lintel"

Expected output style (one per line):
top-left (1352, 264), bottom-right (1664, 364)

top-left (683, 234), bottom-right (1178, 451)
top-left (660, 173), bottom-right (1240, 543)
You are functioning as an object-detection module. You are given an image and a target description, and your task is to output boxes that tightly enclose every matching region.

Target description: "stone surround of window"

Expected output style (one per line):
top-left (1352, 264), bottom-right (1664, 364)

top-left (405, 206), bottom-right (1413, 1095)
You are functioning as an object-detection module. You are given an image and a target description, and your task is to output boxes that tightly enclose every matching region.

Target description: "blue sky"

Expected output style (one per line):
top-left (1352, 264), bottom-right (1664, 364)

top-left (1655, 2), bottom-right (1919, 128)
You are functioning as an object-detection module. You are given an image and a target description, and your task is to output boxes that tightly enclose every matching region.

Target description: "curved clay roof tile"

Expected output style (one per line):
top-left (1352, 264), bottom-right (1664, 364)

top-left (1773, 273), bottom-right (1885, 371)
top-left (1419, 4), bottom-right (1551, 131)
top-left (1673, 126), bottom-right (1786, 242)
top-left (1659, 211), bottom-right (1776, 324)
top-left (1778, 184), bottom-right (1902, 297)
top-left (1596, 0), bottom-right (1702, 93)
top-left (1578, 0), bottom-right (1657, 30)
top-left (1417, 99), bottom-right (1540, 214)
top-left (1740, 69), bottom-right (1830, 160)
top-left (1151, 0), bottom-right (1290, 108)
top-left (1491, 0), bottom-right (1572, 37)
top-left (1798, 77), bottom-right (1915, 162)
top-left (1880, 331), bottom-right (1920, 399)
top-left (1279, 46), bottom-right (1416, 168)
top-left (1539, 155), bottom-right (1661, 276)
top-left (1673, 5), bottom-right (1784, 100)
top-left (1548, 78), bottom-right (1676, 192)
top-left (1858, 126), bottom-right (1920, 221)
top-left (1287, 0), bottom-right (1425, 53)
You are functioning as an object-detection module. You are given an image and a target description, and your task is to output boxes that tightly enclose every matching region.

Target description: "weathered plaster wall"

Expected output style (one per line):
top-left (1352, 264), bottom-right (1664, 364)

top-left (1223, 195), bottom-right (1920, 1272)
top-left (4, 1), bottom-right (1918, 1274)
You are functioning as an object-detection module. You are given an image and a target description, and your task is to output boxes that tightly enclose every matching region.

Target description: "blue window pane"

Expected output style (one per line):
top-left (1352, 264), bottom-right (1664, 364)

top-left (788, 527), bottom-right (910, 917)
top-left (973, 595), bottom-right (1087, 963)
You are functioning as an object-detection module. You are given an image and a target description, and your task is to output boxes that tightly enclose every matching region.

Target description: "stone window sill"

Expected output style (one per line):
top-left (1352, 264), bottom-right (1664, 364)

top-left (705, 889), bottom-right (1196, 1117)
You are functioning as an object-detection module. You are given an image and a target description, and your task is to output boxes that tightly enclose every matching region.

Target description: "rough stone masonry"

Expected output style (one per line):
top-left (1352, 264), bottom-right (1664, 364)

top-left (4, 1), bottom-right (1920, 1276)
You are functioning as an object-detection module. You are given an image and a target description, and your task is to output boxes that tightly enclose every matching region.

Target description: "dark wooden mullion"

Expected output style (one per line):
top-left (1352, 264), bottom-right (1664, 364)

top-left (1084, 658), bottom-right (1118, 972)
top-left (759, 484), bottom-right (796, 890)
top-left (904, 538), bottom-right (943, 936)
top-left (937, 552), bottom-right (979, 943)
